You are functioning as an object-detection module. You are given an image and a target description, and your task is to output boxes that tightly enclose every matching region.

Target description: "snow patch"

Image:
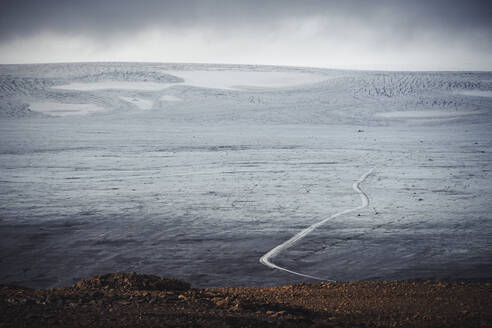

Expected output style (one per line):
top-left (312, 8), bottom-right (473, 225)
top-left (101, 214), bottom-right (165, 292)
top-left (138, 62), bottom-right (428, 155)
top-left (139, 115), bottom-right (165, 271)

top-left (53, 81), bottom-right (174, 91)
top-left (164, 70), bottom-right (327, 91)
top-left (120, 96), bottom-right (153, 110)
top-left (28, 102), bottom-right (104, 116)
top-left (458, 90), bottom-right (492, 98)
top-left (160, 95), bottom-right (182, 102)
top-left (375, 110), bottom-right (483, 119)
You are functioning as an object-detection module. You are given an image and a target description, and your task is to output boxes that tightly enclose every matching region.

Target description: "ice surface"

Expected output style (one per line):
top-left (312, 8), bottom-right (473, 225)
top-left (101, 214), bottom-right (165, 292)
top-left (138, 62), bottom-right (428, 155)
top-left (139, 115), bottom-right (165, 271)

top-left (0, 63), bottom-right (491, 289)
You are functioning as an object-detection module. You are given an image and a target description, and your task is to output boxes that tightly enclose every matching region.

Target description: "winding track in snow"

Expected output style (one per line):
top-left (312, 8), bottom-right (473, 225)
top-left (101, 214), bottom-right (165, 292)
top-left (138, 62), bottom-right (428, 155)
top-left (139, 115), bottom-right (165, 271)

top-left (259, 168), bottom-right (374, 281)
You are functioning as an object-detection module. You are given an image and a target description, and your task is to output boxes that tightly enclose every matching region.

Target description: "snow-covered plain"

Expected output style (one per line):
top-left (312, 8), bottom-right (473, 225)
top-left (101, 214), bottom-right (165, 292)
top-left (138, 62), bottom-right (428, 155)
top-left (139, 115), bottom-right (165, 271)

top-left (0, 63), bottom-right (491, 288)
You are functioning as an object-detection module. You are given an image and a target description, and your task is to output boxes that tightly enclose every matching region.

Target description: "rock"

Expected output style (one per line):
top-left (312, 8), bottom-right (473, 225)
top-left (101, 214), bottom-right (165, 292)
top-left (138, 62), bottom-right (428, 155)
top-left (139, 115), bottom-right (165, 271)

top-left (212, 297), bottom-right (227, 307)
top-left (74, 273), bottom-right (191, 292)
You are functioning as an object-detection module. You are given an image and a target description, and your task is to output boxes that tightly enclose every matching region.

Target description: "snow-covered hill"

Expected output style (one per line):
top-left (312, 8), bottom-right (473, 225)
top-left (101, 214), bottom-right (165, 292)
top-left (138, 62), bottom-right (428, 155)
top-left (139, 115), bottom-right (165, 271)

top-left (1, 63), bottom-right (491, 123)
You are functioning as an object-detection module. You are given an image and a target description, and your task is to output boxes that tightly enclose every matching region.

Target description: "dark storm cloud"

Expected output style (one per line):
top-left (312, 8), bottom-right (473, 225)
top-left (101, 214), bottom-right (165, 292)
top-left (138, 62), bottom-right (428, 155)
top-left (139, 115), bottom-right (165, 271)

top-left (1, 0), bottom-right (491, 41)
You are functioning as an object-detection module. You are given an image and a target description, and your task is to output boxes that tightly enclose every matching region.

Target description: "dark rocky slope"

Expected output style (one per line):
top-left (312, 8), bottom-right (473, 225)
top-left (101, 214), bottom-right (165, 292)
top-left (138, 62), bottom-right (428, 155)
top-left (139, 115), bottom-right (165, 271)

top-left (1, 273), bottom-right (491, 327)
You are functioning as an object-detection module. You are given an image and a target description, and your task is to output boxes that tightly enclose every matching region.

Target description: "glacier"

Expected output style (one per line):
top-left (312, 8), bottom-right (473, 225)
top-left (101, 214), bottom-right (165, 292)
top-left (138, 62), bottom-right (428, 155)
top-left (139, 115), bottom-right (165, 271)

top-left (0, 63), bottom-right (491, 288)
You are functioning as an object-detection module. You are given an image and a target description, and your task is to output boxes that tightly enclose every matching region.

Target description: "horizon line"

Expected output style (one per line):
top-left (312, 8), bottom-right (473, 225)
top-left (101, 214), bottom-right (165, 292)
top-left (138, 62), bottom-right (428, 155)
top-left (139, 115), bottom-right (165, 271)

top-left (1, 60), bottom-right (491, 73)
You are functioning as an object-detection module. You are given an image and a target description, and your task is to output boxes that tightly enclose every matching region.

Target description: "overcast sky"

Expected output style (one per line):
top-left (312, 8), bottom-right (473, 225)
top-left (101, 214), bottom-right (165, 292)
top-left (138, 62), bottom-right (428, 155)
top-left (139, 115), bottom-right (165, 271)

top-left (1, 0), bottom-right (491, 70)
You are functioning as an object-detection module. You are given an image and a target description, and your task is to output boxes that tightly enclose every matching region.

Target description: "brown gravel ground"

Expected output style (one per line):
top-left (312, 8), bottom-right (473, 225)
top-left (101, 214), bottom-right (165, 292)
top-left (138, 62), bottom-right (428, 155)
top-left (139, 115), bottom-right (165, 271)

top-left (1, 273), bottom-right (491, 327)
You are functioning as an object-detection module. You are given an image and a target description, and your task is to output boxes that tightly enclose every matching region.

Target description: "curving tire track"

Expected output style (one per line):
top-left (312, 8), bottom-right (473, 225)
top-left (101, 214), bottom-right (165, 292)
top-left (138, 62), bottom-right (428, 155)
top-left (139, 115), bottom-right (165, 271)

top-left (259, 168), bottom-right (374, 281)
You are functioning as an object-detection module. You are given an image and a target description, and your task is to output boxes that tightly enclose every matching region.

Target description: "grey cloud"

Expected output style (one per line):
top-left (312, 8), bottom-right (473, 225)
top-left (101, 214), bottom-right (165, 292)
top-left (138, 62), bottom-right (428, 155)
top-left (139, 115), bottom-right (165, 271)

top-left (1, 0), bottom-right (491, 69)
top-left (0, 0), bottom-right (491, 41)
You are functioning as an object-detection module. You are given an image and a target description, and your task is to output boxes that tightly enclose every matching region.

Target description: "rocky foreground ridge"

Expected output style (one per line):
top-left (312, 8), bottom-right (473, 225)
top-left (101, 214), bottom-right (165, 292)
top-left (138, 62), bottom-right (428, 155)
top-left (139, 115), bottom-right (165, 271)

top-left (1, 273), bottom-right (491, 327)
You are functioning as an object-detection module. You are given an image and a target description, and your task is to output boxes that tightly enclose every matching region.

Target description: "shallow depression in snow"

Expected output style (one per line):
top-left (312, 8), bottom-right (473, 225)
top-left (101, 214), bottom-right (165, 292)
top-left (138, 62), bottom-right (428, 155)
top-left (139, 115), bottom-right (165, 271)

top-left (51, 71), bottom-right (327, 94)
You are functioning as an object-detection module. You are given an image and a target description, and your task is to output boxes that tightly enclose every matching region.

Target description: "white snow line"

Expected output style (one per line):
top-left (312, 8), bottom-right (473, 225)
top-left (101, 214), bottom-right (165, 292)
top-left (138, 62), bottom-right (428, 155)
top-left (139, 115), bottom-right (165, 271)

top-left (259, 168), bottom-right (374, 281)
